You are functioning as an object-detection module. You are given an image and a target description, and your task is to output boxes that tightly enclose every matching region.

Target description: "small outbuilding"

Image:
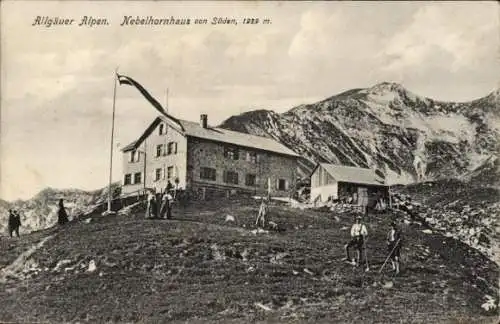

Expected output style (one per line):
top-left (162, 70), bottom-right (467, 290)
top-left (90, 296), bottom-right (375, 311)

top-left (310, 163), bottom-right (389, 207)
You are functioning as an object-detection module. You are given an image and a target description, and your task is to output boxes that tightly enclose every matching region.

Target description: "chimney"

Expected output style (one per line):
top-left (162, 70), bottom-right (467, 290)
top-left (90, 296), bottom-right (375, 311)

top-left (200, 114), bottom-right (208, 129)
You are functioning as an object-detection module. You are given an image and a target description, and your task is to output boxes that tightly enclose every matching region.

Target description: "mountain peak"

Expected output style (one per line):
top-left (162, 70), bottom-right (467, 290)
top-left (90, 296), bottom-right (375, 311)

top-left (369, 81), bottom-right (406, 93)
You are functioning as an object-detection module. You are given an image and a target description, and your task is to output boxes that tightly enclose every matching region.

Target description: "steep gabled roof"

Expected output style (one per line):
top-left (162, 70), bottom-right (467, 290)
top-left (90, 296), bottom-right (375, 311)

top-left (122, 116), bottom-right (299, 158)
top-left (121, 141), bottom-right (138, 152)
top-left (313, 163), bottom-right (386, 186)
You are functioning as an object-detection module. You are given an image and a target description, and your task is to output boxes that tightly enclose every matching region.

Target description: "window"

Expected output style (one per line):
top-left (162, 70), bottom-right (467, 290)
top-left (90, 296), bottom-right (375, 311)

top-left (224, 171), bottom-right (239, 185)
top-left (200, 167), bottom-right (216, 181)
top-left (134, 172), bottom-right (142, 184)
top-left (277, 179), bottom-right (287, 191)
top-left (156, 144), bottom-right (165, 157)
top-left (124, 174), bottom-right (132, 185)
top-left (167, 166), bottom-right (174, 180)
top-left (155, 168), bottom-right (162, 181)
top-left (245, 174), bottom-right (257, 186)
top-left (167, 142), bottom-right (177, 155)
top-left (129, 150), bottom-right (140, 163)
top-left (159, 124), bottom-right (165, 135)
top-left (224, 146), bottom-right (239, 160)
top-left (246, 152), bottom-right (257, 163)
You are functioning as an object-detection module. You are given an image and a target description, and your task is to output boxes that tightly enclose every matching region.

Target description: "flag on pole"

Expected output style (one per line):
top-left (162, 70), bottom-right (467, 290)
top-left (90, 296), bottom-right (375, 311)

top-left (116, 74), bottom-right (184, 131)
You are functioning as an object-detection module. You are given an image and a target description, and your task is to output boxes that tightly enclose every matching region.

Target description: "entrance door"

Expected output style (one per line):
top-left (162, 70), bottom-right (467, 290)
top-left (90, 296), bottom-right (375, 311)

top-left (357, 187), bottom-right (368, 207)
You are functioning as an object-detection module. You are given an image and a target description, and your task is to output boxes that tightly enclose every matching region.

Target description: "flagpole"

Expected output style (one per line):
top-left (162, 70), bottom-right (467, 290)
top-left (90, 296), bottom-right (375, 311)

top-left (107, 68), bottom-right (118, 213)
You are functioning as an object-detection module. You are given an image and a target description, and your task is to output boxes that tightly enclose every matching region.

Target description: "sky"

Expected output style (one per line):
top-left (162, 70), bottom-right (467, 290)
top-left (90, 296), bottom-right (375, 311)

top-left (1, 1), bottom-right (498, 201)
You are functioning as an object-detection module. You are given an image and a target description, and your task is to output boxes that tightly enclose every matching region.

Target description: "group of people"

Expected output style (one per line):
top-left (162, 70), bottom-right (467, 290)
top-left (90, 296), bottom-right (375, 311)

top-left (6, 198), bottom-right (70, 239)
top-left (254, 197), bottom-right (402, 275)
top-left (8, 209), bottom-right (22, 237)
top-left (344, 214), bottom-right (403, 274)
top-left (145, 181), bottom-right (175, 219)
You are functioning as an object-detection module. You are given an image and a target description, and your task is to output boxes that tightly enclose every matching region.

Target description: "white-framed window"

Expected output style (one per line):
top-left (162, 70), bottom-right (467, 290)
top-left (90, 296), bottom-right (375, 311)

top-left (246, 151), bottom-right (257, 163)
top-left (224, 170), bottom-right (239, 184)
top-left (156, 144), bottom-right (165, 157)
top-left (124, 174), bottom-right (132, 185)
top-left (245, 174), bottom-right (257, 186)
top-left (155, 168), bottom-right (163, 181)
top-left (129, 150), bottom-right (140, 163)
top-left (134, 172), bottom-right (142, 184)
top-left (200, 167), bottom-right (216, 181)
top-left (224, 146), bottom-right (239, 160)
top-left (167, 142), bottom-right (177, 155)
top-left (167, 166), bottom-right (174, 180)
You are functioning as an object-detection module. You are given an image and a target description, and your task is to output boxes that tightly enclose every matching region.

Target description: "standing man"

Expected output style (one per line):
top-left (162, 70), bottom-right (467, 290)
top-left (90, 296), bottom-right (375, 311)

top-left (344, 215), bottom-right (368, 266)
top-left (160, 190), bottom-right (173, 219)
top-left (166, 180), bottom-right (174, 193)
top-left (255, 196), bottom-right (269, 228)
top-left (387, 221), bottom-right (402, 274)
top-left (145, 189), bottom-right (158, 219)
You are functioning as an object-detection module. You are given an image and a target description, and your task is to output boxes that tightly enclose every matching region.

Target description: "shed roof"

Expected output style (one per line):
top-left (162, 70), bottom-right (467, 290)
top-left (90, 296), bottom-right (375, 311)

top-left (314, 163), bottom-right (386, 186)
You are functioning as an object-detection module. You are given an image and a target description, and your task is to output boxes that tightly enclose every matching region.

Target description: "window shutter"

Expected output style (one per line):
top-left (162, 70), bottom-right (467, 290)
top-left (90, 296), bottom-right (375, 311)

top-left (175, 142), bottom-right (178, 154)
top-left (223, 171), bottom-right (227, 183)
top-left (276, 179), bottom-right (280, 190)
top-left (255, 176), bottom-right (260, 187)
top-left (285, 180), bottom-right (290, 190)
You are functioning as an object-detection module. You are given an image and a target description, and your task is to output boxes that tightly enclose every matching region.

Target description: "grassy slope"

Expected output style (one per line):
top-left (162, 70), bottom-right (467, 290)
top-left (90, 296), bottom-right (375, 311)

top-left (0, 198), bottom-right (498, 323)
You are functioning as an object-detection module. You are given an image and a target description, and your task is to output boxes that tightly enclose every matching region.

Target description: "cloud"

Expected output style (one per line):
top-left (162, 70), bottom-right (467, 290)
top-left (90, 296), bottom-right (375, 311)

top-left (382, 3), bottom-right (499, 73)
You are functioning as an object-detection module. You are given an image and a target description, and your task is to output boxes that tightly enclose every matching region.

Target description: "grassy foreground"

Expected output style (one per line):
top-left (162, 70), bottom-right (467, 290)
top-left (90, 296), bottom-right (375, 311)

top-left (0, 198), bottom-right (498, 323)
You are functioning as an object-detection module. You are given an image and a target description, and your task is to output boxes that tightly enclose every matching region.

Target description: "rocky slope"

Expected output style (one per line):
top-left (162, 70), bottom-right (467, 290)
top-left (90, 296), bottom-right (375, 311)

top-left (0, 184), bottom-right (121, 236)
top-left (220, 82), bottom-right (499, 184)
top-left (392, 182), bottom-right (499, 263)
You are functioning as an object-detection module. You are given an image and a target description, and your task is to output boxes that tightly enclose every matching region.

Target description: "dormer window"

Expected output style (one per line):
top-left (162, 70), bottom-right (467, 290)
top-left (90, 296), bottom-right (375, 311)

top-left (224, 146), bottom-right (239, 160)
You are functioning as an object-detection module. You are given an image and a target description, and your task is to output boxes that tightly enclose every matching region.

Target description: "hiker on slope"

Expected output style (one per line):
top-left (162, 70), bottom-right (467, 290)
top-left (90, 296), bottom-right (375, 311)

top-left (8, 209), bottom-right (21, 238)
top-left (387, 221), bottom-right (402, 274)
top-left (58, 199), bottom-right (69, 225)
top-left (344, 215), bottom-right (368, 266)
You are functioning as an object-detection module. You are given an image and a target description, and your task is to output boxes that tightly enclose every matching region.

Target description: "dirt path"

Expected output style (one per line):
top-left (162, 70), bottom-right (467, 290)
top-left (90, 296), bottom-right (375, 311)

top-left (0, 234), bottom-right (55, 283)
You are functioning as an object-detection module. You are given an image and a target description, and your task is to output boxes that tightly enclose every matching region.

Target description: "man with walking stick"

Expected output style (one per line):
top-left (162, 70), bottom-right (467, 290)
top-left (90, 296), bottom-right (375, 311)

top-left (386, 221), bottom-right (402, 274)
